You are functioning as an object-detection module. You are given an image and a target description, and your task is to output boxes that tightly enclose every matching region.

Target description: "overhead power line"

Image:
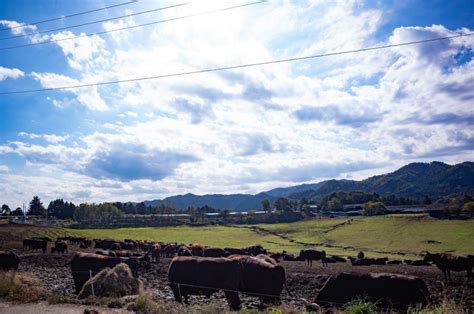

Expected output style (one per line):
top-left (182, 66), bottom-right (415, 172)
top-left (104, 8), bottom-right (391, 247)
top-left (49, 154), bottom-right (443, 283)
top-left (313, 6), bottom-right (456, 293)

top-left (0, 2), bottom-right (190, 41)
top-left (0, 1), bottom-right (138, 32)
top-left (0, 1), bottom-right (265, 51)
top-left (0, 32), bottom-right (472, 96)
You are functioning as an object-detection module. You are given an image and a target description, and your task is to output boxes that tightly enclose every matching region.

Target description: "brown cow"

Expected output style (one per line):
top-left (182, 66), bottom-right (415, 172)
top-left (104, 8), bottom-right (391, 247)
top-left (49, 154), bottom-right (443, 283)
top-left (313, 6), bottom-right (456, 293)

top-left (229, 255), bottom-right (292, 304)
top-left (299, 249), bottom-right (327, 266)
top-left (190, 243), bottom-right (205, 256)
top-left (424, 252), bottom-right (473, 284)
top-left (66, 252), bottom-right (148, 293)
top-left (256, 254), bottom-right (278, 265)
top-left (168, 256), bottom-right (242, 310)
top-left (316, 272), bottom-right (430, 310)
top-left (150, 244), bottom-right (161, 263)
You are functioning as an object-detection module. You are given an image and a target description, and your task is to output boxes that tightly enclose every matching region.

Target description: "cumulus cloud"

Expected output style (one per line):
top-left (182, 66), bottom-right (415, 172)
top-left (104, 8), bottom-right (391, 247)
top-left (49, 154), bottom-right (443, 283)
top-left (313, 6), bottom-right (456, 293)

top-left (0, 66), bottom-right (24, 81)
top-left (0, 165), bottom-right (9, 173)
top-left (31, 72), bottom-right (108, 111)
top-left (18, 132), bottom-right (69, 143)
top-left (1, 3), bottom-right (473, 204)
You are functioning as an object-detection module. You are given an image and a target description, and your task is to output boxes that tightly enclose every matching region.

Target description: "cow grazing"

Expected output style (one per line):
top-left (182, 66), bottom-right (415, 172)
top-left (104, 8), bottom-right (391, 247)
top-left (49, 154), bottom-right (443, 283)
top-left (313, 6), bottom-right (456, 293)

top-left (51, 241), bottom-right (68, 254)
top-left (94, 239), bottom-right (116, 250)
top-left (224, 248), bottom-right (245, 255)
top-left (178, 246), bottom-right (192, 256)
top-left (411, 259), bottom-right (431, 266)
top-left (66, 252), bottom-right (148, 293)
top-left (109, 243), bottom-right (122, 251)
top-left (299, 249), bottom-right (327, 267)
top-left (168, 256), bottom-right (243, 310)
top-left (316, 272), bottom-right (430, 310)
top-left (331, 255), bottom-right (347, 263)
top-left (229, 255), bottom-right (292, 304)
top-left (150, 244), bottom-right (161, 263)
top-left (424, 252), bottom-right (474, 284)
top-left (23, 238), bottom-right (47, 254)
top-left (243, 244), bottom-right (267, 256)
top-left (203, 248), bottom-right (228, 258)
top-left (0, 251), bottom-right (20, 272)
top-left (189, 244), bottom-right (206, 257)
top-left (32, 237), bottom-right (52, 243)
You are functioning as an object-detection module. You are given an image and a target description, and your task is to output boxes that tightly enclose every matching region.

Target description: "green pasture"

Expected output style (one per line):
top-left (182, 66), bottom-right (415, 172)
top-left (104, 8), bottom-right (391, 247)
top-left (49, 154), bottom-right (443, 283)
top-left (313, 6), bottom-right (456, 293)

top-left (1, 214), bottom-right (473, 258)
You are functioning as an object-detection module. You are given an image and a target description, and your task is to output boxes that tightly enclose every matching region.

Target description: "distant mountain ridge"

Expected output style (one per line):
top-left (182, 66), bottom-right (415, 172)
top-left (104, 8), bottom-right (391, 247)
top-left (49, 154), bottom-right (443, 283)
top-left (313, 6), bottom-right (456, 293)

top-left (141, 161), bottom-right (474, 211)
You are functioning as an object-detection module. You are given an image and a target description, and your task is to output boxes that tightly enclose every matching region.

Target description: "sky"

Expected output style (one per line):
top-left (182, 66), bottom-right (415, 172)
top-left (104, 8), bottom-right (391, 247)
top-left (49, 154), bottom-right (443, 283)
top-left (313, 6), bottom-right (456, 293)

top-left (0, 0), bottom-right (473, 207)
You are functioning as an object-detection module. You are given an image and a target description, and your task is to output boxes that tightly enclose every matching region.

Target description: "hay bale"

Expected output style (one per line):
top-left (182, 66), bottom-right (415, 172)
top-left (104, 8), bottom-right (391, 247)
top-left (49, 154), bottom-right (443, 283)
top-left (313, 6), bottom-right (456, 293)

top-left (78, 263), bottom-right (142, 299)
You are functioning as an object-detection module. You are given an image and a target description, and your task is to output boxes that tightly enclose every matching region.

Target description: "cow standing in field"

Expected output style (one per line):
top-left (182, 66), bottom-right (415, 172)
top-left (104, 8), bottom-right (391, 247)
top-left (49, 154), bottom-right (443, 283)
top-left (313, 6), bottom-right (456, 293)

top-left (168, 256), bottom-right (243, 310)
top-left (150, 244), bottom-right (161, 263)
top-left (229, 255), bottom-right (292, 304)
top-left (316, 272), bottom-right (430, 310)
top-left (203, 248), bottom-right (228, 257)
top-left (23, 238), bottom-right (47, 254)
top-left (424, 252), bottom-right (474, 284)
top-left (66, 252), bottom-right (149, 293)
top-left (51, 241), bottom-right (68, 254)
top-left (299, 249), bottom-right (327, 267)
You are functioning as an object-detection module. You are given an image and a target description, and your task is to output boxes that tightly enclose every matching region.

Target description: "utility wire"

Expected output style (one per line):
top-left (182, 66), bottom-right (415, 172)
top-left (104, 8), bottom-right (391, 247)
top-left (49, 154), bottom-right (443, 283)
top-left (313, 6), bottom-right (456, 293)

top-left (0, 32), bottom-right (472, 96)
top-left (0, 2), bottom-right (190, 41)
top-left (0, 1), bottom-right (138, 32)
top-left (0, 1), bottom-right (266, 51)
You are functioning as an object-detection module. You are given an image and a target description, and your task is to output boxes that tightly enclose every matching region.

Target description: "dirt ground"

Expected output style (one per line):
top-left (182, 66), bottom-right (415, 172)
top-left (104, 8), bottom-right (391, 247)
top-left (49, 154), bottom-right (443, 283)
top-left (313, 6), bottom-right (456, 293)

top-left (2, 241), bottom-right (474, 312)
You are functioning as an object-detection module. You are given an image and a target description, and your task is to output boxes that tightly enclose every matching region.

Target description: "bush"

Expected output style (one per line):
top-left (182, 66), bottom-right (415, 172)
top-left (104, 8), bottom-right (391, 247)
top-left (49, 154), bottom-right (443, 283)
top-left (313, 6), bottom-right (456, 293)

top-left (343, 298), bottom-right (378, 314)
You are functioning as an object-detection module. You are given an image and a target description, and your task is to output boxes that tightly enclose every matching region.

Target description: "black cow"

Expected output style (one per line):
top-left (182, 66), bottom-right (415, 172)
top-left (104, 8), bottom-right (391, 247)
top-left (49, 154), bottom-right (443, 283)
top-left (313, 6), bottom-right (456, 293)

top-left (0, 251), bottom-right (20, 272)
top-left (316, 272), bottom-right (430, 310)
top-left (23, 238), bottom-right (47, 253)
top-left (299, 249), bottom-right (327, 266)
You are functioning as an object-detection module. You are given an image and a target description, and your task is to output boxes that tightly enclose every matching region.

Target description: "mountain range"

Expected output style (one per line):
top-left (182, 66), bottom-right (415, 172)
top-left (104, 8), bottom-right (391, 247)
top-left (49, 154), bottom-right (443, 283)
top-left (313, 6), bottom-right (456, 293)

top-left (142, 161), bottom-right (474, 211)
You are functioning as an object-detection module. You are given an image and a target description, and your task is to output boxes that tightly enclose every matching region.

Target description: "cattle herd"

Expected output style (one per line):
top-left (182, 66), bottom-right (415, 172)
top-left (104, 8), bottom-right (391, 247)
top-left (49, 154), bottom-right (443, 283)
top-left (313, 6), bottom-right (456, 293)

top-left (1, 236), bottom-right (474, 311)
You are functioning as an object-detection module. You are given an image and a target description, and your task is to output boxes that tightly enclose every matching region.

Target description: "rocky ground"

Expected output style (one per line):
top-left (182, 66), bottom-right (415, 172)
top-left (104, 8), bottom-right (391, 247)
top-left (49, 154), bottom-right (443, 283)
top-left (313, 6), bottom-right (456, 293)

top-left (3, 242), bottom-right (474, 312)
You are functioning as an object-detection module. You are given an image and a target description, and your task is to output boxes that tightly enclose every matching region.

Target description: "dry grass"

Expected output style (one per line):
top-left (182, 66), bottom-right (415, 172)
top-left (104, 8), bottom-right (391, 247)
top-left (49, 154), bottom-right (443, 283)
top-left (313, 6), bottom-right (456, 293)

top-left (0, 271), bottom-right (73, 304)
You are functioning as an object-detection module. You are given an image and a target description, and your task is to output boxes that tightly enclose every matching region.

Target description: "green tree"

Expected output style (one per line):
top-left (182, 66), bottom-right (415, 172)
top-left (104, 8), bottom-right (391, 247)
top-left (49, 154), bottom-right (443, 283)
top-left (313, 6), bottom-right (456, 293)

top-left (48, 199), bottom-right (76, 219)
top-left (274, 197), bottom-right (292, 212)
top-left (363, 201), bottom-right (387, 216)
top-left (299, 198), bottom-right (308, 211)
top-left (462, 201), bottom-right (474, 217)
top-left (1, 204), bottom-right (11, 216)
top-left (27, 196), bottom-right (46, 217)
top-left (12, 207), bottom-right (23, 216)
top-left (261, 198), bottom-right (271, 213)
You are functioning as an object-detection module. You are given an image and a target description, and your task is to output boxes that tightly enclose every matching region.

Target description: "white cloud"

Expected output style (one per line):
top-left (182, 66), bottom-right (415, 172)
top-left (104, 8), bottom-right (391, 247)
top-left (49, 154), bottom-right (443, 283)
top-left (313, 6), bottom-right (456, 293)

top-left (31, 72), bottom-right (108, 111)
top-left (1, 2), bottom-right (473, 205)
top-left (0, 66), bottom-right (24, 81)
top-left (0, 165), bottom-right (9, 173)
top-left (18, 132), bottom-right (69, 144)
top-left (0, 20), bottom-right (36, 36)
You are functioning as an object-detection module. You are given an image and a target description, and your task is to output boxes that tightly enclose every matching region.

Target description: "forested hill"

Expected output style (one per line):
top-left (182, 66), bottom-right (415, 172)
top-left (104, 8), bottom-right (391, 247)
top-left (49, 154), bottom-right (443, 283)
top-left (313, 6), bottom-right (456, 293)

top-left (143, 161), bottom-right (474, 211)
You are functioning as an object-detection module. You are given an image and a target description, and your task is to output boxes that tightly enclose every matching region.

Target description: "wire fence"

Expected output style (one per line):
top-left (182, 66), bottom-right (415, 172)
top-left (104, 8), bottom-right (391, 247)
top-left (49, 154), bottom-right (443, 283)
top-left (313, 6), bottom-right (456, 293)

top-left (68, 268), bottom-right (422, 308)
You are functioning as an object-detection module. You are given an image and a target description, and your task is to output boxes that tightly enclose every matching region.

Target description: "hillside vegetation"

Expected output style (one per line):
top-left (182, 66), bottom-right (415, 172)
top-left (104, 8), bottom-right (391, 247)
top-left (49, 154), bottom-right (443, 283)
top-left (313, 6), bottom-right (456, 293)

top-left (142, 161), bottom-right (474, 210)
top-left (2, 214), bottom-right (473, 258)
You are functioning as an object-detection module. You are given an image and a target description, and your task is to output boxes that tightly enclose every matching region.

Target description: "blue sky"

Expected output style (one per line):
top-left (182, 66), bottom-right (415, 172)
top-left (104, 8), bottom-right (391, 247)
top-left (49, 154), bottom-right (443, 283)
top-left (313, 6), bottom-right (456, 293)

top-left (0, 0), bottom-right (473, 207)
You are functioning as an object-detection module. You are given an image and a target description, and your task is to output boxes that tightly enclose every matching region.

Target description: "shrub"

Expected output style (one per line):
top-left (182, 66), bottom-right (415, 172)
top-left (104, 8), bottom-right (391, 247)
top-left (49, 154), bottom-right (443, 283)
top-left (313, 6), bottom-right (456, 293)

top-left (343, 298), bottom-right (378, 314)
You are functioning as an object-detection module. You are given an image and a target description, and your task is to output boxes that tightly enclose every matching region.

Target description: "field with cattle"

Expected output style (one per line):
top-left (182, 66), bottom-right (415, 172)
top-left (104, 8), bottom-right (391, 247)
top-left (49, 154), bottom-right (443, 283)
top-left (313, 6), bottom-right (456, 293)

top-left (0, 214), bottom-right (473, 312)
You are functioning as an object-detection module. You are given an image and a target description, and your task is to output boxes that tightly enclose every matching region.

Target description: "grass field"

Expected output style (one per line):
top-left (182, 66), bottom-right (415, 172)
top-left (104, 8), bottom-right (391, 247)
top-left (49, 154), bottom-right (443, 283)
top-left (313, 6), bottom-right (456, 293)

top-left (1, 214), bottom-right (473, 258)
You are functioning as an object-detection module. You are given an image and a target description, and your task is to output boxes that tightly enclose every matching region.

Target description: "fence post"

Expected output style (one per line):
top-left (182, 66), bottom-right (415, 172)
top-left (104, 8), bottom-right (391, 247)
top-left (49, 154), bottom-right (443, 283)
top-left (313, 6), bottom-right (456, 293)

top-left (89, 270), bottom-right (95, 297)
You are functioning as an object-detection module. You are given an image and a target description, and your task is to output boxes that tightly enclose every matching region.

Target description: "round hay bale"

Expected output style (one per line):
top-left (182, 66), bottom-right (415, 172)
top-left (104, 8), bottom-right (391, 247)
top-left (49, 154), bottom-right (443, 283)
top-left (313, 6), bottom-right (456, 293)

top-left (78, 263), bottom-right (142, 299)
